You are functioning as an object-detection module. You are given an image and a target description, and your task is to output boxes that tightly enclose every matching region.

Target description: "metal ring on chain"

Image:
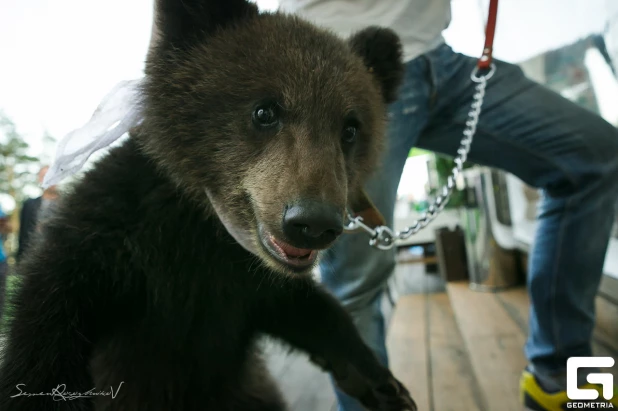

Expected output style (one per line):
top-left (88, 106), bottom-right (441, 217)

top-left (471, 63), bottom-right (496, 83)
top-left (344, 65), bottom-right (495, 250)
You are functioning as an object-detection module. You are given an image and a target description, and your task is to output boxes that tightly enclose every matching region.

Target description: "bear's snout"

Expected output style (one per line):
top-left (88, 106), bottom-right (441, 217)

top-left (282, 200), bottom-right (343, 249)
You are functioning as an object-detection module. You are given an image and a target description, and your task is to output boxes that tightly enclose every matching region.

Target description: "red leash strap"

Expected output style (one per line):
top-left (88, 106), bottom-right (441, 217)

top-left (477, 0), bottom-right (499, 70)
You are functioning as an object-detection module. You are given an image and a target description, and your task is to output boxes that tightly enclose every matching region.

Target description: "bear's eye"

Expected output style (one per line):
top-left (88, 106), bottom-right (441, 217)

top-left (342, 120), bottom-right (359, 144)
top-left (342, 126), bottom-right (357, 143)
top-left (252, 104), bottom-right (279, 129)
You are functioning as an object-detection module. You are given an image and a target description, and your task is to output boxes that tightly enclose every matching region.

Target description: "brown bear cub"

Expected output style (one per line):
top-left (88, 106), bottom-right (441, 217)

top-left (0, 0), bottom-right (416, 410)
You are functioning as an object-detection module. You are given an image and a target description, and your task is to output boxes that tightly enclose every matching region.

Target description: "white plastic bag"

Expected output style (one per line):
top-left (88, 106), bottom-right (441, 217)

top-left (42, 78), bottom-right (145, 188)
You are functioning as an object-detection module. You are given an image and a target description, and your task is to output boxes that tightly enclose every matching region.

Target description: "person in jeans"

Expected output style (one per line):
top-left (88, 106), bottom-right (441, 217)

top-left (279, 1), bottom-right (618, 409)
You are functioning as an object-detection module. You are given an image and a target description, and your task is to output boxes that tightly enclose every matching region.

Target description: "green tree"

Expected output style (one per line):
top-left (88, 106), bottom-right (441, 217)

top-left (430, 155), bottom-right (476, 208)
top-left (0, 111), bottom-right (40, 204)
top-left (407, 147), bottom-right (475, 209)
top-left (0, 110), bottom-right (41, 258)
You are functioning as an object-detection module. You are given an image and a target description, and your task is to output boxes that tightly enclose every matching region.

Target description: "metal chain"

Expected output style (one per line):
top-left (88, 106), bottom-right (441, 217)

top-left (344, 64), bottom-right (496, 250)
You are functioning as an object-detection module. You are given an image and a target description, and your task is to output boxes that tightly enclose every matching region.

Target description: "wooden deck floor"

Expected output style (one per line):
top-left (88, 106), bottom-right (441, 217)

top-left (266, 274), bottom-right (618, 411)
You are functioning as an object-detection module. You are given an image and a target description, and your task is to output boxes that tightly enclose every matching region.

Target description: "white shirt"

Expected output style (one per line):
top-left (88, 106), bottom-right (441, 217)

top-left (278, 0), bottom-right (452, 62)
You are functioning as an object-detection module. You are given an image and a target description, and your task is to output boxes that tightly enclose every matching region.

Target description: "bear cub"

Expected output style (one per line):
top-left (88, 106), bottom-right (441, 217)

top-left (0, 0), bottom-right (416, 410)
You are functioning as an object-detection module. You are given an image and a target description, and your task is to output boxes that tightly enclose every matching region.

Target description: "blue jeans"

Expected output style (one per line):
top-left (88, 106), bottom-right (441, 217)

top-left (319, 43), bottom-right (618, 410)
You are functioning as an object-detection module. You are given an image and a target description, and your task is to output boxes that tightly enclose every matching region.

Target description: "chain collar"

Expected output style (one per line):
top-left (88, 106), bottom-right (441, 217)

top-left (344, 64), bottom-right (496, 250)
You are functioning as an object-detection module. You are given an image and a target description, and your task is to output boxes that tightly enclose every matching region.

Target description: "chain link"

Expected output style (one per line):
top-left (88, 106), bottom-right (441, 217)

top-left (344, 64), bottom-right (496, 250)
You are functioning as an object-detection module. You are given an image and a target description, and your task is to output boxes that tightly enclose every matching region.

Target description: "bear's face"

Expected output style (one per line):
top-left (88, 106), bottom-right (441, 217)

top-left (139, 0), bottom-right (403, 275)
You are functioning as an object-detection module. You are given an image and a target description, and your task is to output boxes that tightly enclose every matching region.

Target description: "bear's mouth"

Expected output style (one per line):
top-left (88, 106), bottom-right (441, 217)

top-left (258, 226), bottom-right (318, 272)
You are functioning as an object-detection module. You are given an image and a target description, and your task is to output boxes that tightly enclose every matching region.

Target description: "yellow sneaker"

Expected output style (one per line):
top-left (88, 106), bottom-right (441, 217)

top-left (520, 369), bottom-right (617, 410)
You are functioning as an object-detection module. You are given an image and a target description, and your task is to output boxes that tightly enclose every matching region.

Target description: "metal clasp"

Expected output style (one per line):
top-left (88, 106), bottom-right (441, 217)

top-left (344, 214), bottom-right (396, 250)
top-left (369, 226), bottom-right (396, 250)
top-left (344, 214), bottom-right (377, 237)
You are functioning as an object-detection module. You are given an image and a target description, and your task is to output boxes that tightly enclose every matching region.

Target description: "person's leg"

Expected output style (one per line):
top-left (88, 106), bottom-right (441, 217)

top-left (319, 56), bottom-right (432, 411)
top-left (417, 45), bottom-right (618, 390)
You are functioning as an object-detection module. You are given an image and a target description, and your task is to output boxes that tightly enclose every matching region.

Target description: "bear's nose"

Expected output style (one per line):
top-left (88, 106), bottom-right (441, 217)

top-left (282, 200), bottom-right (343, 249)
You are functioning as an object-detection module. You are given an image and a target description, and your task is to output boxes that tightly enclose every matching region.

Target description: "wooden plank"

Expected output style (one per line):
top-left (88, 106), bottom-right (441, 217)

top-left (389, 263), bottom-right (446, 298)
top-left (387, 294), bottom-right (431, 411)
top-left (446, 282), bottom-right (527, 411)
top-left (599, 274), bottom-right (618, 304)
top-left (595, 296), bottom-right (618, 352)
top-left (427, 293), bottom-right (486, 411)
top-left (397, 255), bottom-right (439, 265)
top-left (493, 287), bottom-right (529, 332)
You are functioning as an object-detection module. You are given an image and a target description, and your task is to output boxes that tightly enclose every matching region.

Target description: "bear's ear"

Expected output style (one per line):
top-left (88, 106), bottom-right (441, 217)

top-left (348, 27), bottom-right (405, 104)
top-left (156, 0), bottom-right (259, 50)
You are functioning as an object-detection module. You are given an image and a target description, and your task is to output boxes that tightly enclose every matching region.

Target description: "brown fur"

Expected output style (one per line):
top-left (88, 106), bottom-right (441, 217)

top-left (139, 12), bottom-right (399, 273)
top-left (0, 1), bottom-right (414, 410)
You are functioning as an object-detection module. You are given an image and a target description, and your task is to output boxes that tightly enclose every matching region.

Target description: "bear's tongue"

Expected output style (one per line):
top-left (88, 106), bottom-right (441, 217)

top-left (270, 236), bottom-right (312, 258)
